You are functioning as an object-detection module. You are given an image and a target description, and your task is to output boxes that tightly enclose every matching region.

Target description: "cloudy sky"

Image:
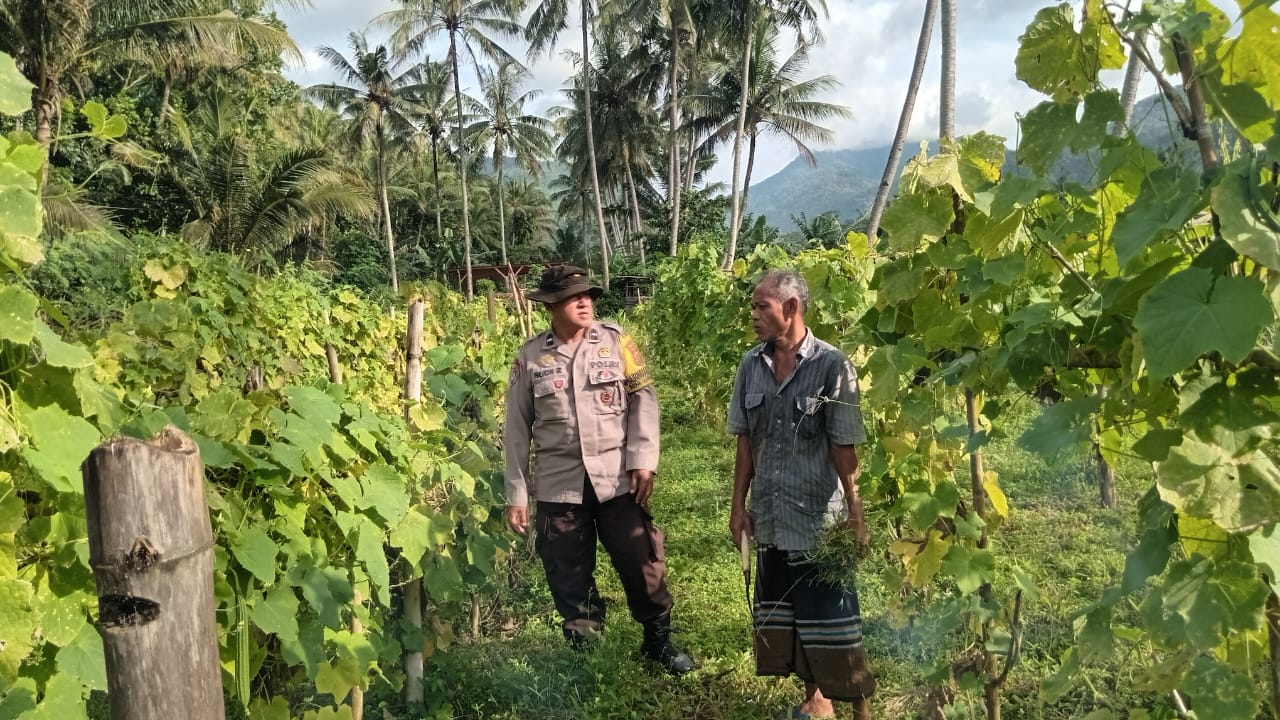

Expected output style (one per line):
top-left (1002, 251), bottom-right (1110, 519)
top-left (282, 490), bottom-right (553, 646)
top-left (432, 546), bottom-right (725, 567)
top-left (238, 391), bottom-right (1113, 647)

top-left (274, 0), bottom-right (1158, 185)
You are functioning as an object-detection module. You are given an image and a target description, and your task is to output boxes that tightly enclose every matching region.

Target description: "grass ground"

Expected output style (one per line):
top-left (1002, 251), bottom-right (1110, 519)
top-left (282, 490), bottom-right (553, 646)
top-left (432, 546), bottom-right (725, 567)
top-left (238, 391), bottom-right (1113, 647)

top-left (426, 394), bottom-right (1156, 719)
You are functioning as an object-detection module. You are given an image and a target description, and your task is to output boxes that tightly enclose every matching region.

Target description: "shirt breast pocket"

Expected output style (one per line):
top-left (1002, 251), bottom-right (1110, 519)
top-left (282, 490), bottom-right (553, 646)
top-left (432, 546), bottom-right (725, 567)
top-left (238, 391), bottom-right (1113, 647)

top-left (588, 378), bottom-right (624, 415)
top-left (533, 379), bottom-right (570, 420)
top-left (744, 392), bottom-right (764, 433)
top-left (794, 396), bottom-right (825, 439)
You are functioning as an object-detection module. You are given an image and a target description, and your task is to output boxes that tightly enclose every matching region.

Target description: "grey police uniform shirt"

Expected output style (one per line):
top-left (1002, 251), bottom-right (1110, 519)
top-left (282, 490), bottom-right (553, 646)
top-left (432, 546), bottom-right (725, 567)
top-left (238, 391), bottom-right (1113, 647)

top-left (727, 330), bottom-right (866, 552)
top-left (504, 321), bottom-right (659, 507)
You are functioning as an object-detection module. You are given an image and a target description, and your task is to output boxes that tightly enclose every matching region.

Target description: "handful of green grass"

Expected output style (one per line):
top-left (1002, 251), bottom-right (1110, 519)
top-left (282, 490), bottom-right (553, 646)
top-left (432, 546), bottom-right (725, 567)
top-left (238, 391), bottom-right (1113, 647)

top-left (803, 520), bottom-right (863, 591)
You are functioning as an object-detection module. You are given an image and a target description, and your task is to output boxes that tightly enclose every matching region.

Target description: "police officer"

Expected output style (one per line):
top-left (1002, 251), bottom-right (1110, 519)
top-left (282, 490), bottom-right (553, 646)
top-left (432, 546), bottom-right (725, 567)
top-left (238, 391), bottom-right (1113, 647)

top-left (504, 265), bottom-right (694, 675)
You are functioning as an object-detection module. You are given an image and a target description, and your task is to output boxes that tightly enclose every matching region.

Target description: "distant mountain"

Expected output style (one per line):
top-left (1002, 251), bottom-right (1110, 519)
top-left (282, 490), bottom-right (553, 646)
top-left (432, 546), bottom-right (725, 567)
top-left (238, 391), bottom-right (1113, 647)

top-left (744, 91), bottom-right (1199, 232)
top-left (744, 146), bottom-right (891, 230)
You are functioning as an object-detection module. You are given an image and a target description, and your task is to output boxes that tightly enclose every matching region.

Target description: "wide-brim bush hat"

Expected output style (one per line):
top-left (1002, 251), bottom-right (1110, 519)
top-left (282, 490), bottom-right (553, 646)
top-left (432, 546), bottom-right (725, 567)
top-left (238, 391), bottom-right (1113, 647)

top-left (527, 265), bottom-right (604, 304)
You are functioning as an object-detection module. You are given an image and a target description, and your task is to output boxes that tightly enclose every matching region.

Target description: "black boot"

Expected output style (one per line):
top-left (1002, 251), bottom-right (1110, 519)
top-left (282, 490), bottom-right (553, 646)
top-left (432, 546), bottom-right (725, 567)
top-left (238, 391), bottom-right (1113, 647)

top-left (564, 619), bottom-right (603, 652)
top-left (640, 616), bottom-right (695, 676)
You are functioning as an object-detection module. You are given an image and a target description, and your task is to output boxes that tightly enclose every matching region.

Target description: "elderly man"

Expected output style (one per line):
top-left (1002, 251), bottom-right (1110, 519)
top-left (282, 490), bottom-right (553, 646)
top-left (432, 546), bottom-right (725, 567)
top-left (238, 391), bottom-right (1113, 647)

top-left (504, 265), bottom-right (694, 675)
top-left (728, 269), bottom-right (876, 720)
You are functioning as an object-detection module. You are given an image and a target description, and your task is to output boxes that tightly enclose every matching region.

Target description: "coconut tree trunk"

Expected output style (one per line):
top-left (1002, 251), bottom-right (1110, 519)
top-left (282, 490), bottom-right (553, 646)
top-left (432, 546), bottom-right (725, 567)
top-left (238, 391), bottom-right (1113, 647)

top-left (668, 25), bottom-right (683, 256)
top-left (377, 124), bottom-right (400, 293)
top-left (866, 0), bottom-right (938, 242)
top-left (741, 131), bottom-right (758, 222)
top-left (608, 188), bottom-right (626, 253)
top-left (684, 133), bottom-right (698, 193)
top-left (160, 64), bottom-right (175, 122)
top-left (430, 139), bottom-right (445, 239)
top-left (625, 153), bottom-right (642, 235)
top-left (722, 5), bottom-right (755, 269)
top-left (498, 159), bottom-right (509, 266)
top-left (582, 1), bottom-right (611, 290)
top-left (1117, 26), bottom-right (1146, 138)
top-left (939, 0), bottom-right (956, 140)
top-left (32, 80), bottom-right (56, 188)
top-left (450, 35), bottom-right (478, 301)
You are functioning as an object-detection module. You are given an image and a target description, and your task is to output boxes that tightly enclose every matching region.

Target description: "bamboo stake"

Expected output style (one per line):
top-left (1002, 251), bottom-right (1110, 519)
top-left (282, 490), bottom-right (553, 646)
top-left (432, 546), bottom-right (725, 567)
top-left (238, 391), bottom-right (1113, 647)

top-left (403, 301), bottom-right (425, 703)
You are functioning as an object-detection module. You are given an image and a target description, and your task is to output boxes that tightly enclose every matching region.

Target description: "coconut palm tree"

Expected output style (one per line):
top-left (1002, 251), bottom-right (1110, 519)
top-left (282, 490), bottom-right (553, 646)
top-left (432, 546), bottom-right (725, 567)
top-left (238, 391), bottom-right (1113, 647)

top-left (171, 91), bottom-right (374, 260)
top-left (689, 26), bottom-right (848, 248)
top-left (551, 30), bottom-right (665, 263)
top-left (374, 0), bottom-right (525, 301)
top-left (307, 32), bottom-right (424, 293)
top-left (466, 60), bottom-right (552, 266)
top-left (525, 0), bottom-right (615, 288)
top-left (720, 0), bottom-right (827, 267)
top-left (504, 178), bottom-right (555, 255)
top-left (0, 0), bottom-right (298, 157)
top-left (599, 0), bottom-right (698, 255)
top-left (400, 59), bottom-right (454, 243)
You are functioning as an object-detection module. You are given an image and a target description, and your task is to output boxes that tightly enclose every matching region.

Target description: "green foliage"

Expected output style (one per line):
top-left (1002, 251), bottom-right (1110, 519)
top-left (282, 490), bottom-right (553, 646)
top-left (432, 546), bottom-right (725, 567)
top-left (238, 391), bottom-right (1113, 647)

top-left (0, 56), bottom-right (527, 715)
top-left (634, 3), bottom-right (1280, 715)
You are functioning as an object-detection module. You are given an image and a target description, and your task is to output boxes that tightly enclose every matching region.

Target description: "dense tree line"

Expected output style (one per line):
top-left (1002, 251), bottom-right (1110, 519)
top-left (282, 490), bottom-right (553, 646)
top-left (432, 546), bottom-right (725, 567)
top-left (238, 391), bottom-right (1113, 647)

top-left (0, 0), bottom-right (851, 297)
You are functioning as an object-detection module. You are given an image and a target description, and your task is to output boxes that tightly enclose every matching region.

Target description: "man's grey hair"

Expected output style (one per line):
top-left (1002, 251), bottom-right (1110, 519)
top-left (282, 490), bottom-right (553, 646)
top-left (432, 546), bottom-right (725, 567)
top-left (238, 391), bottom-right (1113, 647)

top-left (756, 269), bottom-right (809, 312)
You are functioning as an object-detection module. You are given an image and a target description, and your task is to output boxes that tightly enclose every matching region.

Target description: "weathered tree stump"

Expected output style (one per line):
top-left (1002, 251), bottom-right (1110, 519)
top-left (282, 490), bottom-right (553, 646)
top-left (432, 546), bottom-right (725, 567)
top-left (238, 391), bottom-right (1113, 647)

top-left (83, 427), bottom-right (223, 720)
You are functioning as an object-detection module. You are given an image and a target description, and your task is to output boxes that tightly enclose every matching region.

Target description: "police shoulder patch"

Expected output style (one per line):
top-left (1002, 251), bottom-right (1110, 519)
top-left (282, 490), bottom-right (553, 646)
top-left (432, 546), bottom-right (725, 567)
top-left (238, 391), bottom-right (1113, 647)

top-left (620, 334), bottom-right (653, 393)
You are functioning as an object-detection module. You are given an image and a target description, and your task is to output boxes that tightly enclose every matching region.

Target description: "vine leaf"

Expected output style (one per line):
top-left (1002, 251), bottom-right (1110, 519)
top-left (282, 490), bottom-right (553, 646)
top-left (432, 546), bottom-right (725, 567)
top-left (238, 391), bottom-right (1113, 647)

top-left (1218, 2), bottom-right (1280, 105)
top-left (33, 319), bottom-right (93, 369)
top-left (389, 508), bottom-right (432, 571)
top-left (357, 463), bottom-right (409, 526)
top-left (1016, 91), bottom-right (1122, 175)
top-left (1018, 396), bottom-right (1101, 461)
top-left (1247, 523), bottom-right (1280, 592)
top-left (19, 405), bottom-right (100, 494)
top-left (354, 518), bottom-right (390, 605)
top-left (0, 577), bottom-right (37, 692)
top-left (1112, 168), bottom-right (1204, 266)
top-left (231, 526), bottom-right (278, 586)
top-left (0, 286), bottom-right (37, 343)
top-left (423, 554), bottom-right (464, 603)
top-left (1142, 557), bottom-right (1268, 652)
top-left (55, 623), bottom-right (106, 692)
top-left (1157, 437), bottom-right (1280, 532)
top-left (942, 544), bottom-right (995, 595)
top-left (250, 585), bottom-right (300, 642)
top-left (23, 672), bottom-right (86, 720)
top-left (0, 53), bottom-right (33, 116)
top-left (1133, 268), bottom-right (1272, 379)
top-left (1212, 162), bottom-right (1280, 271)
top-left (1178, 369), bottom-right (1279, 458)
top-left (314, 658), bottom-right (361, 703)
top-left (1182, 655), bottom-right (1264, 718)
top-left (1015, 1), bottom-right (1123, 102)
top-left (295, 566), bottom-right (353, 630)
top-left (880, 191), bottom-right (953, 253)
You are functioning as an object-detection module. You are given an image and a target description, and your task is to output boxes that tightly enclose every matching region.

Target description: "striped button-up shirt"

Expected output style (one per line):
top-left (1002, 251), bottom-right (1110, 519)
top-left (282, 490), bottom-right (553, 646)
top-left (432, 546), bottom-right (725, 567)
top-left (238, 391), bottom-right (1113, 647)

top-left (727, 330), bottom-right (866, 551)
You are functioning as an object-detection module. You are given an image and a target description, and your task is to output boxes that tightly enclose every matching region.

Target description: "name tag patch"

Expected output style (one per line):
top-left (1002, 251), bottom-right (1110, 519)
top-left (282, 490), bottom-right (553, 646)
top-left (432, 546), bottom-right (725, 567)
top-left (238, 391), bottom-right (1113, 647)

top-left (532, 365), bottom-right (565, 382)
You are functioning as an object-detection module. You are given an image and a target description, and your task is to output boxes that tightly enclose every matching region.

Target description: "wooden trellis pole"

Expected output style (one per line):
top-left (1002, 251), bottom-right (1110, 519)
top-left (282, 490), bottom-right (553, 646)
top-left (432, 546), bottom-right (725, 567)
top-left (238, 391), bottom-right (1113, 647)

top-left (82, 427), bottom-right (223, 720)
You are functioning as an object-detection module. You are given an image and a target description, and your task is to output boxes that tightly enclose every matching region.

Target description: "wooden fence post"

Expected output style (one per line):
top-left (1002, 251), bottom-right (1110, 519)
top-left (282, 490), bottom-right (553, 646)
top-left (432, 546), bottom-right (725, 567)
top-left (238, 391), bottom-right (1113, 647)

top-left (326, 344), bottom-right (363, 719)
top-left (82, 427), bottom-right (223, 720)
top-left (326, 343), bottom-right (343, 385)
top-left (403, 300), bottom-right (425, 703)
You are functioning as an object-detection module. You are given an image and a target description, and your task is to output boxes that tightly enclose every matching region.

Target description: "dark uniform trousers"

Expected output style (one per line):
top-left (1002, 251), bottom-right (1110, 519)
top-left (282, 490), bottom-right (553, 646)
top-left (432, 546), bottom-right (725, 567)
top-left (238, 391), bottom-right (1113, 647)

top-left (535, 476), bottom-right (673, 635)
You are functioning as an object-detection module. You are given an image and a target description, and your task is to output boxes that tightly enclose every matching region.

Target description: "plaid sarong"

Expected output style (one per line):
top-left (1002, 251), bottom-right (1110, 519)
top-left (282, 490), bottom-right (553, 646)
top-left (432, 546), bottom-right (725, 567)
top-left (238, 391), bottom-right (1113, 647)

top-left (753, 547), bottom-right (876, 701)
